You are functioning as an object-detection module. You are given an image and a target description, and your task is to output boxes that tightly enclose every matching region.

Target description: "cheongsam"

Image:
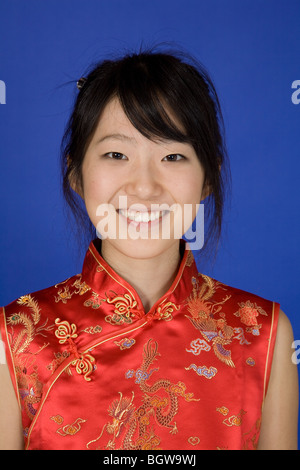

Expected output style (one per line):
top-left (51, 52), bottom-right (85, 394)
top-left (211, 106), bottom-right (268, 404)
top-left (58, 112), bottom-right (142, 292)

top-left (0, 240), bottom-right (279, 450)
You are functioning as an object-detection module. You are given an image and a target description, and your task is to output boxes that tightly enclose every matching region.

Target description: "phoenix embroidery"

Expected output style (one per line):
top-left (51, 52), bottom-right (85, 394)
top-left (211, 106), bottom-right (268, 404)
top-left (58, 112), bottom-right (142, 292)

top-left (185, 275), bottom-right (268, 368)
top-left (185, 275), bottom-right (235, 367)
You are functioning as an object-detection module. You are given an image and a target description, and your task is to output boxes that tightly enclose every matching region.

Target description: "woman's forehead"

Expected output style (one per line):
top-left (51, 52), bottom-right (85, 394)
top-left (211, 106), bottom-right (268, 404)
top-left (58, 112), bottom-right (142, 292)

top-left (92, 97), bottom-right (188, 145)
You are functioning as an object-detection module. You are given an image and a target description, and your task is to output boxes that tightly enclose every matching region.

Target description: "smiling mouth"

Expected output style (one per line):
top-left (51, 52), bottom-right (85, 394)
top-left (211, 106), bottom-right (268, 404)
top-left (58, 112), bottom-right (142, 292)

top-left (117, 208), bottom-right (170, 224)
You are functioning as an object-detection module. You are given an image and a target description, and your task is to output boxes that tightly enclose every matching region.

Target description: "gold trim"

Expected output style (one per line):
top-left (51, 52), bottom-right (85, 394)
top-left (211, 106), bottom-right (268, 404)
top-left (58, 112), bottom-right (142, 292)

top-left (88, 246), bottom-right (140, 306)
top-left (262, 301), bottom-right (275, 407)
top-left (88, 242), bottom-right (191, 317)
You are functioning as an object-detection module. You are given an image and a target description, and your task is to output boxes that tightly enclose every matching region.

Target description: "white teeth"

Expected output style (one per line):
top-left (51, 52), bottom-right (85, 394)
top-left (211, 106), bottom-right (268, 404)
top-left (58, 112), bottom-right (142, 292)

top-left (119, 209), bottom-right (166, 223)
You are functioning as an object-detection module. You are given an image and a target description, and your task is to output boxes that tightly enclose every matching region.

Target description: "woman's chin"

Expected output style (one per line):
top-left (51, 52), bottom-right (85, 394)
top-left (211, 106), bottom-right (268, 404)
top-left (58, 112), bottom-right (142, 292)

top-left (100, 237), bottom-right (181, 261)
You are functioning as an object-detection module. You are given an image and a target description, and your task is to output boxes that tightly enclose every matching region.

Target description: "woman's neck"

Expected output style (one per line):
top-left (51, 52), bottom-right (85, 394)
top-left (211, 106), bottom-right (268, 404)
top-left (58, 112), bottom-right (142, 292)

top-left (100, 241), bottom-right (182, 313)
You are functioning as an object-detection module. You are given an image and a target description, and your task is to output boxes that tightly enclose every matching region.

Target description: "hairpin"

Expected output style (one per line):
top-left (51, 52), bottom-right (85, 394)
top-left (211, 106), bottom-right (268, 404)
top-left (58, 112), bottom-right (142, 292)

top-left (77, 77), bottom-right (87, 90)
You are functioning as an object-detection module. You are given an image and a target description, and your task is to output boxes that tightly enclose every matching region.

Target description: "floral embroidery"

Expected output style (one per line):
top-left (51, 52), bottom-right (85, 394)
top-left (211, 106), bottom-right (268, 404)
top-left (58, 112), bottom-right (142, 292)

top-left (152, 300), bottom-right (179, 322)
top-left (72, 277), bottom-right (90, 296)
top-left (234, 301), bottom-right (267, 336)
top-left (54, 318), bottom-right (96, 381)
top-left (86, 290), bottom-right (179, 324)
top-left (54, 275), bottom-right (91, 303)
top-left (185, 364), bottom-right (218, 379)
top-left (84, 292), bottom-right (105, 309)
top-left (105, 291), bottom-right (143, 325)
top-left (54, 286), bottom-right (72, 304)
top-left (73, 353), bottom-right (96, 381)
top-left (54, 318), bottom-right (78, 344)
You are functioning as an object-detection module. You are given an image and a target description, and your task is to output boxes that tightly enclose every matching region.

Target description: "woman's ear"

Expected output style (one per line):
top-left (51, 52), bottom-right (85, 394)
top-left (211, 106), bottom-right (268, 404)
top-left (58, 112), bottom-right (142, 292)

top-left (201, 181), bottom-right (211, 201)
top-left (67, 155), bottom-right (84, 198)
top-left (201, 161), bottom-right (222, 201)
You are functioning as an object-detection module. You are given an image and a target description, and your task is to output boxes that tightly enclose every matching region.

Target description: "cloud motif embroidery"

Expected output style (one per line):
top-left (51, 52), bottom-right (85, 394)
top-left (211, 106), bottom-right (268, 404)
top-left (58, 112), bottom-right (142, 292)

top-left (185, 364), bottom-right (218, 379)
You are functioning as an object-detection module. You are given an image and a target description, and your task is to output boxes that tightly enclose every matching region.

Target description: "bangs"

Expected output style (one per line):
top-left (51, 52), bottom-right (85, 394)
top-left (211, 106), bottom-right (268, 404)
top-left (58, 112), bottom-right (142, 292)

top-left (116, 55), bottom-right (190, 144)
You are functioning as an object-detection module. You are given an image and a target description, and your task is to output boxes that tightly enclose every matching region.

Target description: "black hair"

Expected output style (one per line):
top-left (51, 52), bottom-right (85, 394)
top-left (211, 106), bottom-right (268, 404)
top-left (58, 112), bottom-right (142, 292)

top-left (61, 45), bottom-right (230, 255)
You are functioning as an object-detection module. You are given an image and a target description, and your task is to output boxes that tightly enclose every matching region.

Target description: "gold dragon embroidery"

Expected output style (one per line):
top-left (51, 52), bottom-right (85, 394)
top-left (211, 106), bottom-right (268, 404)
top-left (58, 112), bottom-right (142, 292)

top-left (87, 339), bottom-right (199, 450)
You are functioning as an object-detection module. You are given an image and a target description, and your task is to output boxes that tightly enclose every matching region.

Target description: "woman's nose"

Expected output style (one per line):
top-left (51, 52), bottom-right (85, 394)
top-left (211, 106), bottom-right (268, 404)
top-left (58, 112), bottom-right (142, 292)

top-left (124, 162), bottom-right (162, 200)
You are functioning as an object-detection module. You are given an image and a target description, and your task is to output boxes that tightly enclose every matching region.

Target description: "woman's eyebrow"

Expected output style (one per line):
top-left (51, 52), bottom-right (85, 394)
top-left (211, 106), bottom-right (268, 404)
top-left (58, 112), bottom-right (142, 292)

top-left (94, 133), bottom-right (190, 148)
top-left (95, 133), bottom-right (137, 145)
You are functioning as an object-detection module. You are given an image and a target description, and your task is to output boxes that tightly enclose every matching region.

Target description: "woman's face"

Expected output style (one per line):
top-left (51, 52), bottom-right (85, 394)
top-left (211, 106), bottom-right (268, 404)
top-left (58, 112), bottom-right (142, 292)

top-left (78, 98), bottom-right (207, 260)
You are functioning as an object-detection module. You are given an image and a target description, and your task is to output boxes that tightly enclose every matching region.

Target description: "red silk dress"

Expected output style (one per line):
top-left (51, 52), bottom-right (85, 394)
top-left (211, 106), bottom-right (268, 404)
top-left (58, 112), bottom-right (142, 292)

top-left (0, 240), bottom-right (279, 450)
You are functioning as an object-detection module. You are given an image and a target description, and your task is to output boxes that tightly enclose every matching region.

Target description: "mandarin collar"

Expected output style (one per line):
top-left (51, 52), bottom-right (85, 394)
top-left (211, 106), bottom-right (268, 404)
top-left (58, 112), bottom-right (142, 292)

top-left (81, 239), bottom-right (198, 320)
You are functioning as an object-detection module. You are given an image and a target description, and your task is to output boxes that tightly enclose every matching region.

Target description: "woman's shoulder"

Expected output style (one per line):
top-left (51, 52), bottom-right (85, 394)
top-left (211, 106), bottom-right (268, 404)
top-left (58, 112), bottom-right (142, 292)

top-left (199, 272), bottom-right (280, 314)
top-left (1, 272), bottom-right (84, 317)
top-left (194, 274), bottom-right (282, 347)
top-left (217, 277), bottom-right (277, 303)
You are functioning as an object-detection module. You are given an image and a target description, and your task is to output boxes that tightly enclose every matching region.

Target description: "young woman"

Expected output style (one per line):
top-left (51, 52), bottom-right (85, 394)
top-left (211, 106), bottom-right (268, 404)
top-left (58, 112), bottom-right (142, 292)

top-left (0, 48), bottom-right (298, 450)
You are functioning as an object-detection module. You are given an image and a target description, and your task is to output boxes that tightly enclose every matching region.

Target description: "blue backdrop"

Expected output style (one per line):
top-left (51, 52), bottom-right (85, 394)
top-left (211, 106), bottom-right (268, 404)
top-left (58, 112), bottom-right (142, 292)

top-left (1, 0), bottom-right (299, 443)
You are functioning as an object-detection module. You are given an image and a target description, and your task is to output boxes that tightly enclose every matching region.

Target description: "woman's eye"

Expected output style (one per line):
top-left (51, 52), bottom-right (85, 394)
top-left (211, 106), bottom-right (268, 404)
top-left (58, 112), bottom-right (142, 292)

top-left (162, 154), bottom-right (185, 162)
top-left (105, 152), bottom-right (127, 160)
